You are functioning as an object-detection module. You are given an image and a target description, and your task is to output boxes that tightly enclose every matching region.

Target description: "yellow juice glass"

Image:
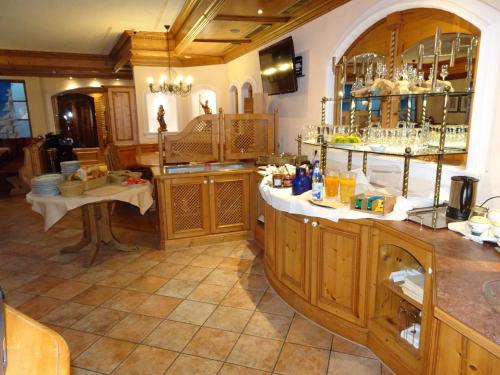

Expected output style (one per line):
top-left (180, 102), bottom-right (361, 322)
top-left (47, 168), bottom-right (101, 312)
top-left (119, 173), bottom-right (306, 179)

top-left (325, 171), bottom-right (339, 198)
top-left (340, 171), bottom-right (356, 203)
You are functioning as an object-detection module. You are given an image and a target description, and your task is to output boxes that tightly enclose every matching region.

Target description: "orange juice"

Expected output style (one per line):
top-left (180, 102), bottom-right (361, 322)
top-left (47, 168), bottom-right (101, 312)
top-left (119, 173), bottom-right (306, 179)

top-left (325, 174), bottom-right (339, 198)
top-left (340, 172), bottom-right (356, 203)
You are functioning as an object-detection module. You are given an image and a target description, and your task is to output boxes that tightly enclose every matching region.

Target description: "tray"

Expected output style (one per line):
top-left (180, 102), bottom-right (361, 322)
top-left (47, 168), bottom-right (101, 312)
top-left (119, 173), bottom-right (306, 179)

top-left (447, 221), bottom-right (500, 243)
top-left (309, 198), bottom-right (347, 209)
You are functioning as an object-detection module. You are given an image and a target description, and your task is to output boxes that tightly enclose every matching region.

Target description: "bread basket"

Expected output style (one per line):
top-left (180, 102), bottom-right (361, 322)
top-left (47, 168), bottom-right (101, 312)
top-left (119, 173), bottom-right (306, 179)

top-left (58, 180), bottom-right (85, 197)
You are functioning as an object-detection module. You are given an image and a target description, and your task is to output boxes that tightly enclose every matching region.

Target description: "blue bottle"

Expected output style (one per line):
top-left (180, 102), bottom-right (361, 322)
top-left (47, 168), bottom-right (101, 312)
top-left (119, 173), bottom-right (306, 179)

top-left (292, 167), bottom-right (311, 196)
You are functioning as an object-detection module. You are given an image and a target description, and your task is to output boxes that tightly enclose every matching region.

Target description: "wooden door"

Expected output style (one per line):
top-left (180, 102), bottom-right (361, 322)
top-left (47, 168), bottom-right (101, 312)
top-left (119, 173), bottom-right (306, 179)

top-left (165, 176), bottom-right (210, 239)
top-left (275, 211), bottom-right (311, 300)
top-left (106, 86), bottom-right (138, 145)
top-left (209, 173), bottom-right (250, 233)
top-left (57, 93), bottom-right (98, 148)
top-left (311, 219), bottom-right (368, 325)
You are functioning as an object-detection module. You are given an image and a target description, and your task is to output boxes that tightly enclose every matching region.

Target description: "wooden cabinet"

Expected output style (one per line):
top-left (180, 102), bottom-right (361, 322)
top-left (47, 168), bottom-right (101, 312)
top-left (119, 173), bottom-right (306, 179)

top-left (430, 320), bottom-right (500, 375)
top-left (105, 86), bottom-right (138, 145)
top-left (264, 202), bottom-right (276, 273)
top-left (275, 211), bottom-right (311, 300)
top-left (311, 219), bottom-right (368, 325)
top-left (164, 176), bottom-right (211, 239)
top-left (157, 171), bottom-right (251, 248)
top-left (209, 174), bottom-right (250, 233)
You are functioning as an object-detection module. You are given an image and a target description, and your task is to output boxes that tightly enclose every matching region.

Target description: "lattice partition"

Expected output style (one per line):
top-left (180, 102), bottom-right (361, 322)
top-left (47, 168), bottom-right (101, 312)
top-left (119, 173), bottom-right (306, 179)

top-left (159, 114), bottom-right (220, 164)
top-left (223, 113), bottom-right (276, 161)
top-left (215, 180), bottom-right (245, 227)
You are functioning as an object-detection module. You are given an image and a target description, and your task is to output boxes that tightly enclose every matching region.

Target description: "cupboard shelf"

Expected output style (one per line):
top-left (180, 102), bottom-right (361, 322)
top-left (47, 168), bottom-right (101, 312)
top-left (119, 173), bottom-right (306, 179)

top-left (381, 279), bottom-right (423, 310)
top-left (322, 90), bottom-right (474, 103)
top-left (372, 315), bottom-right (421, 356)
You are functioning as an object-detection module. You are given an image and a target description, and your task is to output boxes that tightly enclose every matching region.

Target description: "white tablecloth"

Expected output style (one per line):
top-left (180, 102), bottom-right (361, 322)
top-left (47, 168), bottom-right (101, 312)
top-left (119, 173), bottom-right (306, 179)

top-left (26, 183), bottom-right (154, 231)
top-left (259, 179), bottom-right (413, 223)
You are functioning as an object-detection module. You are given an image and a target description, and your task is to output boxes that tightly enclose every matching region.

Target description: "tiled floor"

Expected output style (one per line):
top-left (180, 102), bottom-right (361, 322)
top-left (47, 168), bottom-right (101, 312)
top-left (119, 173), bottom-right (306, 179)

top-left (0, 196), bottom-right (393, 375)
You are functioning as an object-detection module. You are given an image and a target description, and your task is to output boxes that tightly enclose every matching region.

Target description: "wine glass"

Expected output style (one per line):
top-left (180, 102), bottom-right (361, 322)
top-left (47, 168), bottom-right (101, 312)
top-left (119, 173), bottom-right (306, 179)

top-left (440, 64), bottom-right (449, 81)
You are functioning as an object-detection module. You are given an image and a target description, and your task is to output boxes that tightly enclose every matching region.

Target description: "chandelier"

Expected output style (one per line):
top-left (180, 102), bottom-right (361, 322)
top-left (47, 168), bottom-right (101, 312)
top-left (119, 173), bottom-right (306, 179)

top-left (148, 25), bottom-right (192, 96)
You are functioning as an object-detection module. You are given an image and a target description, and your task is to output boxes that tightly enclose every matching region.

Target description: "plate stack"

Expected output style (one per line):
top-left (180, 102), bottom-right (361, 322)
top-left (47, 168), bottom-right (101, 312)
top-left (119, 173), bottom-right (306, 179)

top-left (31, 174), bottom-right (63, 196)
top-left (60, 160), bottom-right (81, 180)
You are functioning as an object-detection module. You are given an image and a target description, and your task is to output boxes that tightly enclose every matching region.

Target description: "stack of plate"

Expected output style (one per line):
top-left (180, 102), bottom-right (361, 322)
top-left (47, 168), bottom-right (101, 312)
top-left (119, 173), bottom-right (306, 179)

top-left (31, 174), bottom-right (63, 196)
top-left (60, 160), bottom-right (81, 179)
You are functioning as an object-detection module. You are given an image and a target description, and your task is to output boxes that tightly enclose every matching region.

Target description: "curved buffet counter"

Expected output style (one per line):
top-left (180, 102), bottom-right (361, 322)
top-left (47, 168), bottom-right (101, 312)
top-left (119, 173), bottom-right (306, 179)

top-left (261, 188), bottom-right (500, 375)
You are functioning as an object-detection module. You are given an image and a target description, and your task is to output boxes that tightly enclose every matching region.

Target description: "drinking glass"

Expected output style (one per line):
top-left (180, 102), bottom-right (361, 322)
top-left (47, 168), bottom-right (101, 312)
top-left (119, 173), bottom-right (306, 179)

top-left (325, 170), bottom-right (340, 199)
top-left (340, 171), bottom-right (356, 204)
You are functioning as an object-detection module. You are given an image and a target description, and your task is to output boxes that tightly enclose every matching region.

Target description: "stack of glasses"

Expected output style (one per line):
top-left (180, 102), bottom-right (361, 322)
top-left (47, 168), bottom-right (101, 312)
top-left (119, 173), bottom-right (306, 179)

top-left (60, 160), bottom-right (81, 180)
top-left (31, 174), bottom-right (63, 196)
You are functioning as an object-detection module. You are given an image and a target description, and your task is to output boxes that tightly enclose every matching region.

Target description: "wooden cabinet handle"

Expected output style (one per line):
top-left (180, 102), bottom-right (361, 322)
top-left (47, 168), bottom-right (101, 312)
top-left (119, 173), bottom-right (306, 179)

top-left (210, 179), bottom-right (214, 184)
top-left (203, 180), bottom-right (208, 184)
top-left (312, 221), bottom-right (318, 227)
top-left (468, 364), bottom-right (478, 372)
top-left (303, 218), bottom-right (309, 224)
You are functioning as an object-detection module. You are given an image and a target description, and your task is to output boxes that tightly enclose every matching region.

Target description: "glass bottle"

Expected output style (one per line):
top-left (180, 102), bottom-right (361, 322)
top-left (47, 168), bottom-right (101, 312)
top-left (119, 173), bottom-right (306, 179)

top-left (311, 161), bottom-right (324, 201)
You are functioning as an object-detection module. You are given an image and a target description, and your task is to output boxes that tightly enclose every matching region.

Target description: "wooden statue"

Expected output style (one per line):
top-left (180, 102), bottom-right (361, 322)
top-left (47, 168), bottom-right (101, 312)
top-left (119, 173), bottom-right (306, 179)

top-left (157, 105), bottom-right (167, 131)
top-left (200, 99), bottom-right (212, 114)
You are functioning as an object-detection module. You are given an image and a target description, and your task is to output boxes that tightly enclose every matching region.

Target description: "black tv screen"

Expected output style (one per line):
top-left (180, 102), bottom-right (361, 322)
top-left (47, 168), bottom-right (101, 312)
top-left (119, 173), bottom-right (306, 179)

top-left (259, 37), bottom-right (298, 95)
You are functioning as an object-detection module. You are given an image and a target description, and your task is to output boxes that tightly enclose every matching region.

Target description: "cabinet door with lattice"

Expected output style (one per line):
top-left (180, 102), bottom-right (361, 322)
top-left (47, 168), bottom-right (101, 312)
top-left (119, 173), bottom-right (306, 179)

top-left (165, 176), bottom-right (211, 239)
top-left (209, 174), bottom-right (250, 233)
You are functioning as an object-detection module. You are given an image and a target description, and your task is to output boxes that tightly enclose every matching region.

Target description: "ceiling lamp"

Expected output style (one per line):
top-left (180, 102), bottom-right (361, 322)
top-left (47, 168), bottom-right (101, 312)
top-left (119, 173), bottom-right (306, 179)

top-left (148, 25), bottom-right (192, 96)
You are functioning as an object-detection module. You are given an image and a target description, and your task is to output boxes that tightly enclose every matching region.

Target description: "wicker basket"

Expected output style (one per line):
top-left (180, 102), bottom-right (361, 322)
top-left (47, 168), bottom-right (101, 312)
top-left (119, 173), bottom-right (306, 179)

top-left (58, 180), bottom-right (85, 197)
top-left (84, 176), bottom-right (107, 191)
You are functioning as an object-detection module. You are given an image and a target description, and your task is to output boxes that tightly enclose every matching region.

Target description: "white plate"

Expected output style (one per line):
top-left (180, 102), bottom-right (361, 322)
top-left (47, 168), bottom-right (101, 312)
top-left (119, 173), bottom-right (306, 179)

top-left (448, 221), bottom-right (499, 243)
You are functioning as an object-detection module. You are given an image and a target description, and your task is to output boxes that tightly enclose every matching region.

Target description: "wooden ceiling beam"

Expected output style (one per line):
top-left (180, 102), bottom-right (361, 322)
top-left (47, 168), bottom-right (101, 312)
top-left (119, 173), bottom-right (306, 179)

top-left (214, 14), bottom-right (291, 23)
top-left (173, 0), bottom-right (227, 55)
top-left (193, 38), bottom-right (251, 44)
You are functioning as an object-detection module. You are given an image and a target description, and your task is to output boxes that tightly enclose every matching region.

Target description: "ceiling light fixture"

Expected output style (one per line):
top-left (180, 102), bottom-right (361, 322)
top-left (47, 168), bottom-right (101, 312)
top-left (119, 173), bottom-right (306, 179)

top-left (184, 55), bottom-right (192, 59)
top-left (68, 77), bottom-right (73, 80)
top-left (148, 25), bottom-right (192, 96)
top-left (257, 9), bottom-right (263, 14)
top-left (230, 28), bottom-right (240, 34)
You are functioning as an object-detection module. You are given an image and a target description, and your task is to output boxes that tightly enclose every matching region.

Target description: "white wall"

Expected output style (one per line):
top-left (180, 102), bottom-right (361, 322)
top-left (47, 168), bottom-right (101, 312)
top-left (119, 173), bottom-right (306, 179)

top-left (0, 75), bottom-right (133, 137)
top-left (224, 0), bottom-right (500, 204)
top-left (133, 64), bottom-right (229, 143)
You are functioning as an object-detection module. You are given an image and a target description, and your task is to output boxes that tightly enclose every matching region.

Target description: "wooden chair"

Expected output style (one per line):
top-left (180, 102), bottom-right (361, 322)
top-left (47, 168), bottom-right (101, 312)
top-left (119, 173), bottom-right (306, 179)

top-left (10, 137), bottom-right (46, 194)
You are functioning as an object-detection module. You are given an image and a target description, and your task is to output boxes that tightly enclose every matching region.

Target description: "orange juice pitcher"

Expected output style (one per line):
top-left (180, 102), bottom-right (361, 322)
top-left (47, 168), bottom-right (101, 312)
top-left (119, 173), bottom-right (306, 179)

top-left (340, 171), bottom-right (356, 203)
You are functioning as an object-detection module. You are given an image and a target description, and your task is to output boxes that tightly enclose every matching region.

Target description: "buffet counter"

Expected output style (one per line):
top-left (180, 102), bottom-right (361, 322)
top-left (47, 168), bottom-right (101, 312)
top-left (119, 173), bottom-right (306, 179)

top-left (260, 184), bottom-right (499, 375)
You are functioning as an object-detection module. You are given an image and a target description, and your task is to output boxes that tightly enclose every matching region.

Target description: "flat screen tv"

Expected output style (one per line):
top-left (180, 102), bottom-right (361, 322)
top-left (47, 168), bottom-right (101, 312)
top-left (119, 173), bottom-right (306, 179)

top-left (259, 36), bottom-right (298, 95)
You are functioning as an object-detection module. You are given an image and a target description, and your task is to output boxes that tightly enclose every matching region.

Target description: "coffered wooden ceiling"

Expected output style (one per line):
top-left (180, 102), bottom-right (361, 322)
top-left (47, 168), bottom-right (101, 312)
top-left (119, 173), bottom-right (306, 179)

top-left (0, 0), bottom-right (350, 78)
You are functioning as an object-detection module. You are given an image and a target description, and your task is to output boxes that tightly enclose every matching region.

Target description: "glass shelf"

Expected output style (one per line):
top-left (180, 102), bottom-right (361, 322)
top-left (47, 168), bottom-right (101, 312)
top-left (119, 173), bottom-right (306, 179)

top-left (301, 140), bottom-right (467, 157)
top-left (325, 90), bottom-right (474, 103)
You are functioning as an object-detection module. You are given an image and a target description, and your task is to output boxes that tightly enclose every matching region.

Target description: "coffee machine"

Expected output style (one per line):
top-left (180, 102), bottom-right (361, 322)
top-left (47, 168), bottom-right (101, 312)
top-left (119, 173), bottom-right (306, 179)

top-left (446, 176), bottom-right (479, 220)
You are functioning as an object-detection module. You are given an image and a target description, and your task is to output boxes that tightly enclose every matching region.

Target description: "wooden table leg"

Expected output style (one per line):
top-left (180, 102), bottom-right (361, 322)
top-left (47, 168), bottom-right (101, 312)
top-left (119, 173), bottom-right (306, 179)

top-left (60, 206), bottom-right (92, 254)
top-left (98, 202), bottom-right (138, 252)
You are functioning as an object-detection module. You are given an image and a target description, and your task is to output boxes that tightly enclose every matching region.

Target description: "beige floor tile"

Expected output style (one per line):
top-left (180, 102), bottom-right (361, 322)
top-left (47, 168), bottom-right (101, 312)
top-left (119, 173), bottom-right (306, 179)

top-left (188, 283), bottom-right (231, 304)
top-left (101, 289), bottom-right (150, 312)
top-left (203, 268), bottom-right (243, 287)
top-left (236, 274), bottom-right (269, 292)
top-left (144, 319), bottom-right (199, 351)
top-left (327, 352), bottom-right (381, 375)
top-left (40, 302), bottom-right (94, 328)
top-left (73, 337), bottom-right (136, 374)
top-left (96, 271), bottom-right (141, 288)
top-left (218, 258), bottom-right (253, 272)
top-left (204, 306), bottom-right (253, 333)
top-left (72, 307), bottom-right (128, 335)
top-left (165, 354), bottom-right (223, 375)
top-left (71, 366), bottom-right (102, 374)
top-left (17, 275), bottom-right (66, 295)
top-left (219, 363), bottom-right (271, 375)
top-left (18, 295), bottom-right (65, 320)
top-left (173, 265), bottom-right (213, 282)
top-left (113, 344), bottom-right (178, 375)
top-left (125, 274), bottom-right (168, 293)
top-left (221, 287), bottom-right (264, 310)
top-left (106, 313), bottom-right (161, 343)
top-left (246, 260), bottom-right (265, 276)
top-left (0, 273), bottom-right (39, 290)
top-left (286, 316), bottom-right (333, 350)
top-left (244, 311), bottom-right (292, 340)
top-left (274, 342), bottom-right (330, 375)
top-left (120, 259), bottom-right (159, 274)
top-left (156, 279), bottom-right (199, 298)
top-left (168, 300), bottom-right (216, 325)
top-left (134, 294), bottom-right (182, 318)
top-left (332, 335), bottom-right (378, 359)
top-left (382, 363), bottom-right (396, 374)
top-left (71, 285), bottom-right (121, 306)
top-left (183, 327), bottom-right (239, 361)
top-left (227, 334), bottom-right (282, 372)
top-left (203, 245), bottom-right (233, 257)
top-left (43, 280), bottom-right (92, 300)
top-left (96, 254), bottom-right (139, 270)
top-left (257, 291), bottom-right (294, 317)
top-left (4, 291), bottom-right (33, 307)
top-left (61, 328), bottom-right (99, 359)
top-left (190, 254), bottom-right (225, 268)
top-left (46, 263), bottom-right (87, 279)
top-left (166, 251), bottom-right (198, 265)
top-left (72, 269), bottom-right (116, 284)
top-left (228, 246), bottom-right (261, 260)
top-left (146, 261), bottom-right (185, 278)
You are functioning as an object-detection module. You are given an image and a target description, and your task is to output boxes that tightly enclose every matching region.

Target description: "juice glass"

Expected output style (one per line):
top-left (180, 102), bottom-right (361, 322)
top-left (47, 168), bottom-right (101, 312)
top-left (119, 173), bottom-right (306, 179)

top-left (340, 171), bottom-right (356, 203)
top-left (325, 170), bottom-right (339, 198)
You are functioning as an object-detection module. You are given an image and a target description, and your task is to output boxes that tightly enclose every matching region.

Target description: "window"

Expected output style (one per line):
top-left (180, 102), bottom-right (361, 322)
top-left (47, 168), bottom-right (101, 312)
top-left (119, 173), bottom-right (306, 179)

top-left (0, 80), bottom-right (32, 138)
top-left (146, 93), bottom-right (179, 133)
